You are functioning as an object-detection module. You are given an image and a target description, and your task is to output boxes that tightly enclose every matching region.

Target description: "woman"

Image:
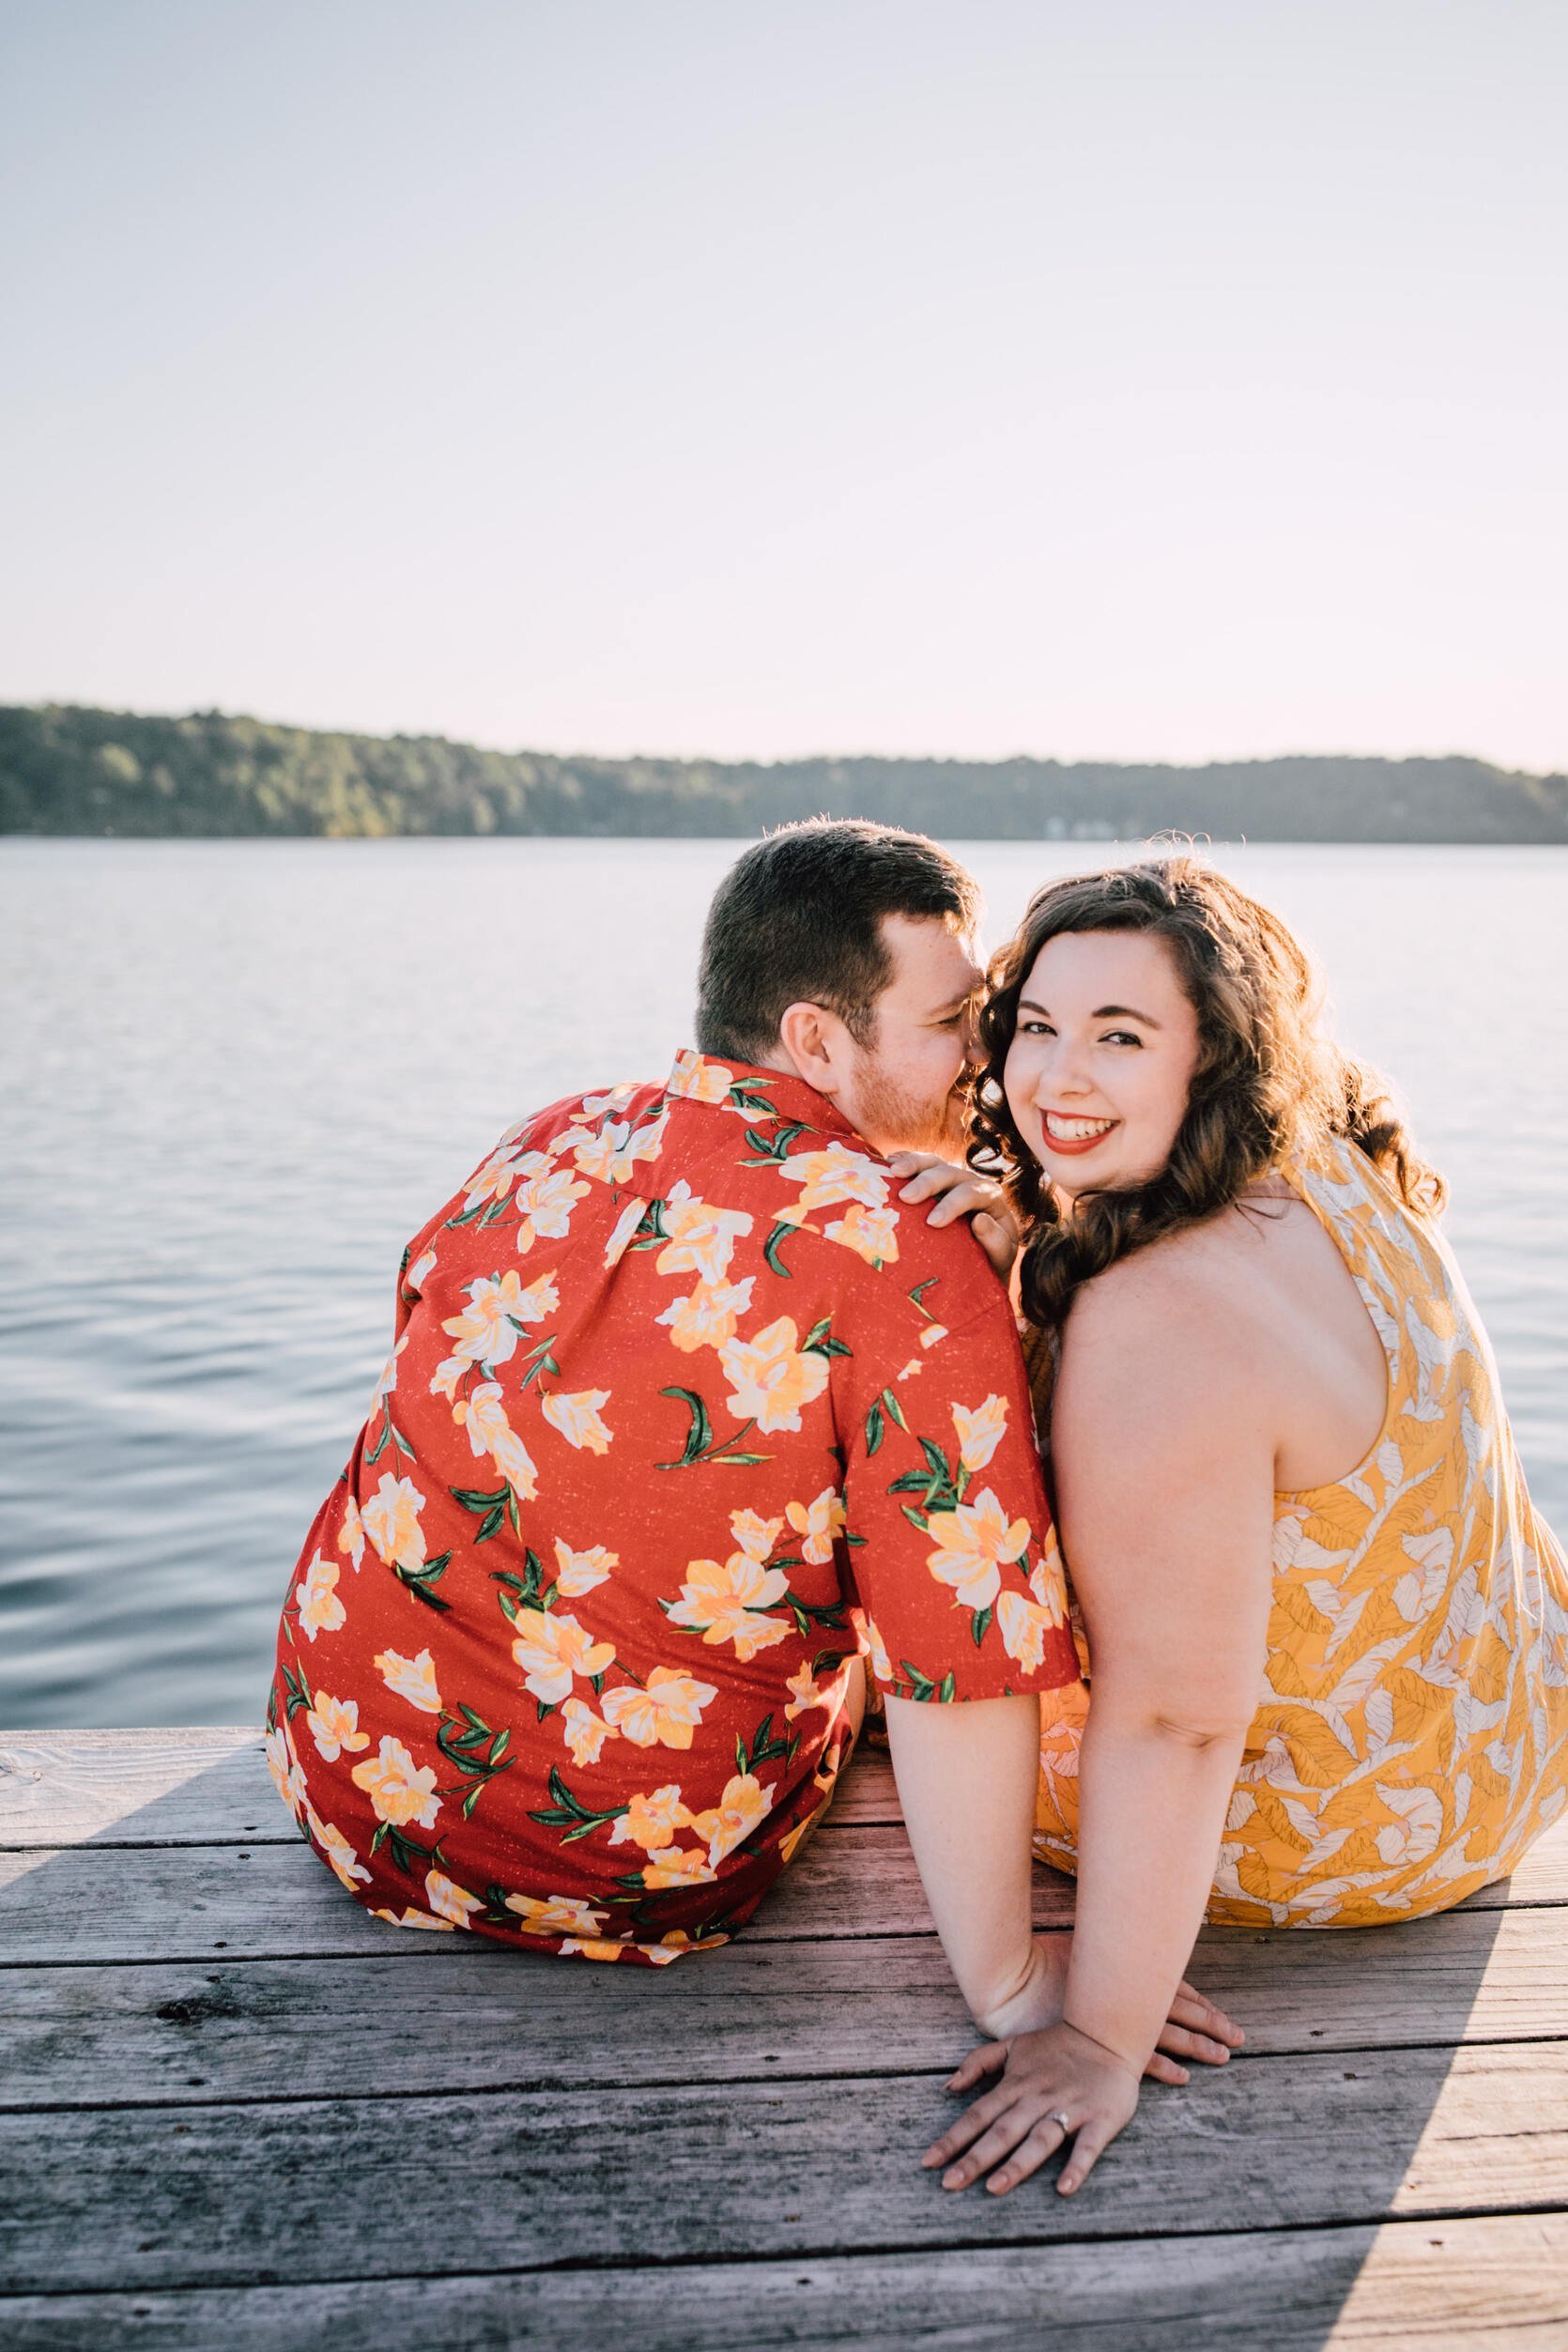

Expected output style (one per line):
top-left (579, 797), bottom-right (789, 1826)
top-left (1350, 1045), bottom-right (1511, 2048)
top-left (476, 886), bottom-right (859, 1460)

top-left (899, 855), bottom-right (1568, 2199)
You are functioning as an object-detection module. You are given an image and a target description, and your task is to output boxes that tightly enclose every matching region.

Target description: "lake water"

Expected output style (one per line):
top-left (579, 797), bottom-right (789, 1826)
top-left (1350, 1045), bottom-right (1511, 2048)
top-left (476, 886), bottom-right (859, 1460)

top-left (2, 838), bottom-right (1564, 1729)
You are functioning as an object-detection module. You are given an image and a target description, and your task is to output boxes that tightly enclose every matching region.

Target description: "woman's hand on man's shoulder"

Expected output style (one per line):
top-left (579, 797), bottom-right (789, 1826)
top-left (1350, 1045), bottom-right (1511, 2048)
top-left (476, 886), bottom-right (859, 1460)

top-left (887, 1151), bottom-right (1019, 1282)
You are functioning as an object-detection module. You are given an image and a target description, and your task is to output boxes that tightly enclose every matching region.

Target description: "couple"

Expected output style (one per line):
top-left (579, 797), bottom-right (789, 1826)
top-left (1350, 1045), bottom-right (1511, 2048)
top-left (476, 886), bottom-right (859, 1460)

top-left (269, 820), bottom-right (1568, 2198)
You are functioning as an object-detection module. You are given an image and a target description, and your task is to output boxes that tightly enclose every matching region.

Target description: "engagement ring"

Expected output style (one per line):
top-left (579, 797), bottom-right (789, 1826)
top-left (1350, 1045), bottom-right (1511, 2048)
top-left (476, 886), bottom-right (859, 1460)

top-left (1045, 2111), bottom-right (1072, 2131)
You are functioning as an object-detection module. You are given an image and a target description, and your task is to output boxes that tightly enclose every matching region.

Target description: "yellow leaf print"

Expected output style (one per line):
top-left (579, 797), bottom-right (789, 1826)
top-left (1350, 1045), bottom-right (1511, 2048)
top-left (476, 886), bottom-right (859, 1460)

top-left (571, 1108), bottom-right (669, 1185)
top-left (784, 1660), bottom-right (848, 1721)
top-left (264, 1727), bottom-right (300, 1817)
top-left (463, 1142), bottom-right (531, 1213)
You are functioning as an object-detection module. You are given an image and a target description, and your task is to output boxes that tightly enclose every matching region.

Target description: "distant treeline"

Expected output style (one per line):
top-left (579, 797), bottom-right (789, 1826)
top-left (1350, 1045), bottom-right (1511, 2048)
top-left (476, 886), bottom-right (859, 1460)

top-left (4, 703), bottom-right (1566, 843)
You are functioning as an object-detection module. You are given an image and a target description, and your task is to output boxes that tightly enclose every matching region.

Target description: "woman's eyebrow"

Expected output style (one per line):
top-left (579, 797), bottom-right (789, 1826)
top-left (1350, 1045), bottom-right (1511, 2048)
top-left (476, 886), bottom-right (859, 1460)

top-left (1016, 995), bottom-right (1161, 1027)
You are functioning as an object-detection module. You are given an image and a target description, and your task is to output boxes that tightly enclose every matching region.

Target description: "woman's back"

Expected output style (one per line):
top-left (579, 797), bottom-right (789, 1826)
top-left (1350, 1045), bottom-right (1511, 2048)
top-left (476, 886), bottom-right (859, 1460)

top-left (1036, 1130), bottom-right (1568, 1927)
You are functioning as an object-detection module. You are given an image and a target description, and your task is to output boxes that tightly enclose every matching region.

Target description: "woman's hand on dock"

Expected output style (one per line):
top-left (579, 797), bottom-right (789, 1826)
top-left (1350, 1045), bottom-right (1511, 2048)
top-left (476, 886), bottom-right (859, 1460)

top-left (974, 1944), bottom-right (1241, 2083)
top-left (922, 2020), bottom-right (1141, 2198)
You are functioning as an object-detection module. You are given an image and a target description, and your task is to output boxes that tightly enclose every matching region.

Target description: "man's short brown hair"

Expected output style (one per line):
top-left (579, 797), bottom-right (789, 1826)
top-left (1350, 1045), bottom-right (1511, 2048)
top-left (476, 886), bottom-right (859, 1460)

top-left (695, 819), bottom-right (980, 1062)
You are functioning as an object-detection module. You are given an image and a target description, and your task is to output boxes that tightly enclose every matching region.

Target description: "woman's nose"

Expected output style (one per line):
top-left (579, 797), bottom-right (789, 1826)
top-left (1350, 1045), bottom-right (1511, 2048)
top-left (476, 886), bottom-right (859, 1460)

top-left (1037, 1041), bottom-right (1092, 1099)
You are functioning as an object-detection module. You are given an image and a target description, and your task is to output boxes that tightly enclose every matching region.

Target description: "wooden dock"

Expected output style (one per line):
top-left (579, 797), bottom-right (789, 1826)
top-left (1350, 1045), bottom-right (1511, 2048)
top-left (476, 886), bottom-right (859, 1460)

top-left (2, 1729), bottom-right (1566, 2348)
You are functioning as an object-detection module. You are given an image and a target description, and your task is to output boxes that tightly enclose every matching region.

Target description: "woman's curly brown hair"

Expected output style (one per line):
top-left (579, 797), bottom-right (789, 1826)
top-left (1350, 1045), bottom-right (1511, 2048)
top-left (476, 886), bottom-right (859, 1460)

top-left (967, 855), bottom-right (1445, 1334)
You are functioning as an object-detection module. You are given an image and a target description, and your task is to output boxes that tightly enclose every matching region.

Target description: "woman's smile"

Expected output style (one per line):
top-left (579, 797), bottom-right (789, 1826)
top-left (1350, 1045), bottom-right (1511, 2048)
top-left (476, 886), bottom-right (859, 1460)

top-left (1041, 1110), bottom-right (1119, 1154)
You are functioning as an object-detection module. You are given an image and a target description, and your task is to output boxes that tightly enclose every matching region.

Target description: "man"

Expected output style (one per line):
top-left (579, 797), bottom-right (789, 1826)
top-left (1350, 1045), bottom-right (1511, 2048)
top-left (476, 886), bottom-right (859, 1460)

top-left (268, 821), bottom-right (1233, 2070)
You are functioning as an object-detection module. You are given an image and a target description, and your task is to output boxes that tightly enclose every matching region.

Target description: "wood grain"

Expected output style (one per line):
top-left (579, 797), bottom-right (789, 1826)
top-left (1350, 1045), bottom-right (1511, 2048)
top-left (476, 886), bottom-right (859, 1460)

top-left (3, 1900), bottom-right (1562, 2112)
top-left (6, 1734), bottom-right (1562, 1926)
top-left (0, 1731), bottom-right (269, 1849)
top-left (1, 2043), bottom-right (1564, 2295)
top-left (4, 2213), bottom-right (1566, 2350)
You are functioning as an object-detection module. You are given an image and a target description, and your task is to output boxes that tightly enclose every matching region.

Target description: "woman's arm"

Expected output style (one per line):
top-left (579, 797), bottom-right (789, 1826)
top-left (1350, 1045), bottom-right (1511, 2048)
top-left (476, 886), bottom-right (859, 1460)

top-left (925, 1255), bottom-right (1275, 2194)
top-left (885, 1690), bottom-right (1243, 2067)
top-left (884, 1690), bottom-right (1046, 2034)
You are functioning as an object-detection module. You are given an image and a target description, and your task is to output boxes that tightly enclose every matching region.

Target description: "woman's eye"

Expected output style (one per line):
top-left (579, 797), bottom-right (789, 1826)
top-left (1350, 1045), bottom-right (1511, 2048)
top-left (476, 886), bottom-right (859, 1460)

top-left (1102, 1031), bottom-right (1143, 1048)
top-left (1018, 1019), bottom-right (1054, 1037)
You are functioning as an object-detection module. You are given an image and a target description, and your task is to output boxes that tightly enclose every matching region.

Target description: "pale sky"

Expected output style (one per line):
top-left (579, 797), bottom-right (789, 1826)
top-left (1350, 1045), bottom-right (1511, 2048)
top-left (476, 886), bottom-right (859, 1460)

top-left (3, 0), bottom-right (1564, 771)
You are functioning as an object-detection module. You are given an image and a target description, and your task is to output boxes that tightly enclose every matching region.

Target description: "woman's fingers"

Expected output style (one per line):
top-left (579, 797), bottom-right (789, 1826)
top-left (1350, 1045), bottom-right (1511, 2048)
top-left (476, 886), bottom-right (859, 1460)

top-left (1172, 1981), bottom-right (1245, 2046)
top-left (938, 2101), bottom-right (1041, 2191)
top-left (945, 2040), bottom-right (1009, 2094)
top-left (923, 1181), bottom-right (1004, 1227)
top-left (921, 2082), bottom-right (1014, 2169)
top-left (971, 1211), bottom-right (1018, 1280)
top-left (1154, 2019), bottom-right (1233, 2067)
top-left (1141, 2050), bottom-right (1191, 2087)
top-left (983, 2113), bottom-right (1075, 2196)
top-left (1059, 2121), bottom-right (1115, 2195)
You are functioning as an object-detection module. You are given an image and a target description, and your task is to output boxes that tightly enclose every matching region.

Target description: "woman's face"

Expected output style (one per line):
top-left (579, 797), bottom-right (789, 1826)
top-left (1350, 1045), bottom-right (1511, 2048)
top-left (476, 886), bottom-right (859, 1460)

top-left (1002, 929), bottom-right (1202, 1200)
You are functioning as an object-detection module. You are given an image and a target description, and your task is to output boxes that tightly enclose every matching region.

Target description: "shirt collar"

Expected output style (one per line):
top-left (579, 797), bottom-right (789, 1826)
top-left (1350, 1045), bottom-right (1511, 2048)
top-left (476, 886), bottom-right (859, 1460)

top-left (664, 1048), bottom-right (865, 1144)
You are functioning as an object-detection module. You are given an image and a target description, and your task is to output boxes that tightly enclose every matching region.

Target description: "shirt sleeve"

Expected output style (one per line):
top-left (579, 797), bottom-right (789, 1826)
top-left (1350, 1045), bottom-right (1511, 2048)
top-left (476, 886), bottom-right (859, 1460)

top-left (839, 1289), bottom-right (1079, 1702)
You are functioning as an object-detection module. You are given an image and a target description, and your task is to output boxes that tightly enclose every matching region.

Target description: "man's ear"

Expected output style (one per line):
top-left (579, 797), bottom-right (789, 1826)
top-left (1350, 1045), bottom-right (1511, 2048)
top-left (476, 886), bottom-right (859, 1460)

top-left (777, 1000), bottom-right (853, 1097)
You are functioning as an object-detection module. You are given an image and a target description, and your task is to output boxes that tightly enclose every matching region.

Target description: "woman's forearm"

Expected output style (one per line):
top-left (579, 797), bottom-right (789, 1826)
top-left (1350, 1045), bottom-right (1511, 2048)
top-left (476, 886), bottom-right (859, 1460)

top-left (1062, 1690), bottom-right (1248, 2071)
top-left (884, 1690), bottom-right (1043, 2030)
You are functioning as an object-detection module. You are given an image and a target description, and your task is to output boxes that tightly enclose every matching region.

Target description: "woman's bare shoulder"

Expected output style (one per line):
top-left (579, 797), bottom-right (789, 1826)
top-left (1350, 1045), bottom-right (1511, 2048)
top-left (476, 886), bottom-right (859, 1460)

top-left (1059, 1215), bottom-right (1276, 1413)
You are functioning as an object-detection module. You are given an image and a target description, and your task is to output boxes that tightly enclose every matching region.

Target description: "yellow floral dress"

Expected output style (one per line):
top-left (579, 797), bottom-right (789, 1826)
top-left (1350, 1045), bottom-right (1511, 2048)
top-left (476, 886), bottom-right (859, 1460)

top-left (1034, 1133), bottom-right (1568, 1927)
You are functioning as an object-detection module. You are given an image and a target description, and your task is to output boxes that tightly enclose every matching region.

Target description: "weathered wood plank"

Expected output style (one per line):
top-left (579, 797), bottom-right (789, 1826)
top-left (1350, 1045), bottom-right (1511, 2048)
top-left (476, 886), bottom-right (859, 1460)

top-left (7, 1733), bottom-right (1564, 1928)
top-left (0, 1825), bottom-right (1077, 1963)
top-left (8, 1821), bottom-right (1567, 1975)
top-left (2, 1901), bottom-right (1560, 2111)
top-left (0, 1731), bottom-right (269, 1849)
top-left (5, 2212), bottom-right (1566, 2350)
top-left (0, 2044), bottom-right (1563, 2294)
top-left (0, 1730), bottom-right (901, 1848)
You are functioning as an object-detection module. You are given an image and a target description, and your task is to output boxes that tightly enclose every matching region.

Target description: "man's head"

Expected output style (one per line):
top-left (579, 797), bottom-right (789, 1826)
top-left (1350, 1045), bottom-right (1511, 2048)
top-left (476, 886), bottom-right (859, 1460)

top-left (695, 820), bottom-right (983, 1154)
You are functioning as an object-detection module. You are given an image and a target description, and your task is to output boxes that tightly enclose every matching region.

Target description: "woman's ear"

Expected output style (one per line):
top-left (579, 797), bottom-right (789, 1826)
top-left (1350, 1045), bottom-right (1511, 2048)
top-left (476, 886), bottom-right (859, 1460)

top-left (777, 999), bottom-right (852, 1098)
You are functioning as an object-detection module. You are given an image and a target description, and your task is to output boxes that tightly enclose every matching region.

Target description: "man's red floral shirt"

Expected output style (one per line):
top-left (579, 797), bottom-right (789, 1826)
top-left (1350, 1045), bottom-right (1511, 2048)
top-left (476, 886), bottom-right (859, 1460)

top-left (269, 1051), bottom-right (1077, 1962)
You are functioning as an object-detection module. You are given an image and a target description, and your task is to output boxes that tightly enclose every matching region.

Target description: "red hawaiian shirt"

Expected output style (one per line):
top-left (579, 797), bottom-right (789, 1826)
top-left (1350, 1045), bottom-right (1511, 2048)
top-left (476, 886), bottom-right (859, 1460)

top-left (269, 1051), bottom-right (1076, 1963)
